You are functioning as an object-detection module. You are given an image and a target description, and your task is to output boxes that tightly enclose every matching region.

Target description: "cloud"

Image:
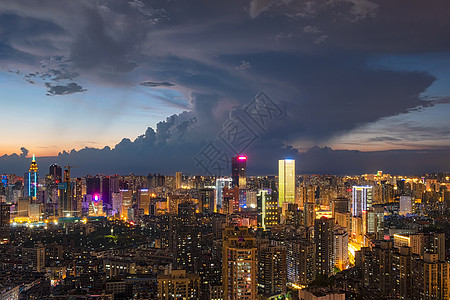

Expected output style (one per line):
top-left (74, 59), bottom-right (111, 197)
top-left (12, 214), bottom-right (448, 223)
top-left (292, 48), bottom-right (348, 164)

top-left (45, 82), bottom-right (86, 96)
top-left (235, 60), bottom-right (251, 70)
top-left (20, 147), bottom-right (29, 158)
top-left (140, 81), bottom-right (175, 88)
top-left (249, 0), bottom-right (275, 18)
top-left (0, 0), bottom-right (450, 175)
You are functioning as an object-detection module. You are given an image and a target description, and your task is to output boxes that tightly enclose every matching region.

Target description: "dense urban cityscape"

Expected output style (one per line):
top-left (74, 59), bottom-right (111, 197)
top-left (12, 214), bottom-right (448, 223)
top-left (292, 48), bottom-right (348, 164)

top-left (1, 155), bottom-right (449, 299)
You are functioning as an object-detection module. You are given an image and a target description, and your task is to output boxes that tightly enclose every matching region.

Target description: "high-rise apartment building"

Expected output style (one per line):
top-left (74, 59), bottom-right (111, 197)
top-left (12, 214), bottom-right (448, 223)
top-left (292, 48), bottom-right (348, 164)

top-left (258, 244), bottom-right (287, 297)
top-left (222, 226), bottom-right (257, 300)
top-left (333, 227), bottom-right (349, 271)
top-left (315, 217), bottom-right (335, 276)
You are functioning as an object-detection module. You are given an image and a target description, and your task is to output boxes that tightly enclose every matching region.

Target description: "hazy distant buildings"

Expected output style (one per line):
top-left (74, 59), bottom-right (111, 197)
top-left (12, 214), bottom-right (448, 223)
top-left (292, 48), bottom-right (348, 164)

top-left (399, 195), bottom-right (413, 215)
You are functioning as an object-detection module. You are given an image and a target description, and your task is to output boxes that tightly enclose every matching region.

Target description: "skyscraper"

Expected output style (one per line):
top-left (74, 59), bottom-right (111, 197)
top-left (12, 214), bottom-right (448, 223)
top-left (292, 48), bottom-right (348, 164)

top-left (175, 172), bottom-right (182, 189)
top-left (215, 177), bottom-right (232, 213)
top-left (222, 226), bottom-right (257, 300)
top-left (24, 155), bottom-right (38, 199)
top-left (231, 155), bottom-right (247, 209)
top-left (278, 159), bottom-right (295, 209)
top-left (352, 186), bottom-right (373, 217)
top-left (315, 217), bottom-right (335, 276)
top-left (49, 164), bottom-right (62, 183)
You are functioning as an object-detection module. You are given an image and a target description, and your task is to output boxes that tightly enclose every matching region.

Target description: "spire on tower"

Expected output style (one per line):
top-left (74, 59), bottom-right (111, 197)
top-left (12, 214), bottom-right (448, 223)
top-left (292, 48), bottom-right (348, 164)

top-left (29, 154), bottom-right (38, 173)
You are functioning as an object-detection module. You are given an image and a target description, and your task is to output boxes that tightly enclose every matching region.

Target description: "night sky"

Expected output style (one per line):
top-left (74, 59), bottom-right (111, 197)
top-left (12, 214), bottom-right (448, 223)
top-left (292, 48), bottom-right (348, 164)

top-left (1, 0), bottom-right (450, 176)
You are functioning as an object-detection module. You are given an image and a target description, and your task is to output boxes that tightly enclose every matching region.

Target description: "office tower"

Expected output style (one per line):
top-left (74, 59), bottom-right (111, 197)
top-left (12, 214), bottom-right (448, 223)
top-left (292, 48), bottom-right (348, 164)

top-left (286, 240), bottom-right (315, 286)
top-left (86, 177), bottom-right (101, 197)
top-left (75, 178), bottom-right (83, 217)
top-left (199, 188), bottom-right (215, 214)
top-left (216, 177), bottom-right (232, 213)
top-left (175, 172), bottom-right (182, 189)
top-left (246, 190), bottom-right (257, 209)
top-left (352, 186), bottom-right (373, 217)
top-left (257, 190), bottom-right (280, 229)
top-left (257, 189), bottom-right (269, 229)
top-left (157, 269), bottom-right (201, 300)
top-left (222, 226), bottom-right (257, 300)
top-left (278, 159), bottom-right (295, 209)
top-left (120, 190), bottom-right (133, 219)
top-left (223, 186), bottom-right (239, 214)
top-left (59, 167), bottom-right (73, 217)
top-left (101, 177), bottom-right (111, 208)
top-left (258, 244), bottom-right (287, 297)
top-left (331, 198), bottom-right (349, 218)
top-left (48, 164), bottom-right (62, 183)
top-left (231, 155), bottom-right (247, 209)
top-left (315, 217), bottom-right (334, 276)
top-left (24, 155), bottom-right (38, 199)
top-left (399, 195), bottom-right (412, 216)
top-left (231, 156), bottom-right (247, 188)
top-left (139, 189), bottom-right (151, 215)
top-left (111, 192), bottom-right (122, 216)
top-left (333, 227), bottom-right (349, 271)
top-left (0, 203), bottom-right (10, 244)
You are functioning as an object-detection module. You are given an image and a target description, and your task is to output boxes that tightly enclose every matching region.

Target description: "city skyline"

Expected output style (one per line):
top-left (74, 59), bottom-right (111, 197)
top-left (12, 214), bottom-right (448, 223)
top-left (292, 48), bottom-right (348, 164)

top-left (2, 0), bottom-right (450, 175)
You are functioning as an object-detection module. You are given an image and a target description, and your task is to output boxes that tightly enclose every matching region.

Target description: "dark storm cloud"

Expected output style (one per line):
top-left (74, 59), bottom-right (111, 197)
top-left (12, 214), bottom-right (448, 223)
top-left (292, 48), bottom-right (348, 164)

top-left (140, 81), bottom-right (175, 88)
top-left (1, 0), bottom-right (450, 174)
top-left (45, 82), bottom-right (86, 96)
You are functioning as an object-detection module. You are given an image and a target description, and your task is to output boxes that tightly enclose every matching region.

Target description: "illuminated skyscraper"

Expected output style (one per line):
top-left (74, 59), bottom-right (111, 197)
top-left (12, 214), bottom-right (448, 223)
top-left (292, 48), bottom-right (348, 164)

top-left (352, 186), bottom-right (373, 217)
top-left (278, 159), bottom-right (295, 207)
top-left (215, 177), bottom-right (232, 212)
top-left (231, 155), bottom-right (247, 209)
top-left (24, 155), bottom-right (38, 199)
top-left (49, 164), bottom-right (62, 183)
top-left (175, 172), bottom-right (182, 189)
